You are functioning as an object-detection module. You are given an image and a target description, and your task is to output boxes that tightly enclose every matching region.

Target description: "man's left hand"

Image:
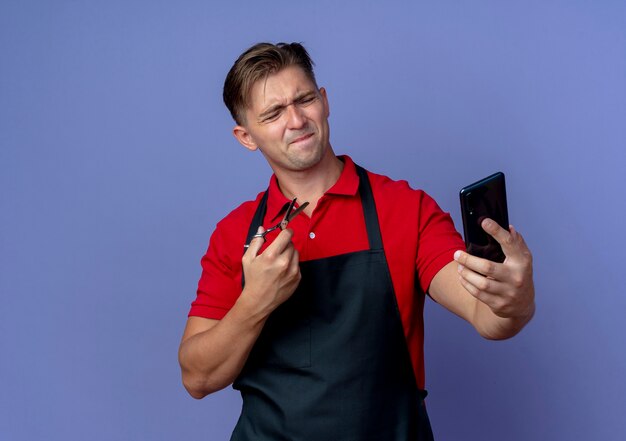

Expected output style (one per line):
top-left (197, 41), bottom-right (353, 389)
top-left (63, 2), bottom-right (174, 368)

top-left (454, 218), bottom-right (535, 321)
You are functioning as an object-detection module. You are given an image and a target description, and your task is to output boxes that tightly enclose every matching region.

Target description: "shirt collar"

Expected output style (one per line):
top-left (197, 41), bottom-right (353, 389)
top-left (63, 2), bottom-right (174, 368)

top-left (266, 155), bottom-right (359, 221)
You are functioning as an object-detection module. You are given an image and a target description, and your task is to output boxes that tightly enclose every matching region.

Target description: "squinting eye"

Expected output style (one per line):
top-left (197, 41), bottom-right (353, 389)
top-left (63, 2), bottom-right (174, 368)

top-left (263, 113), bottom-right (280, 122)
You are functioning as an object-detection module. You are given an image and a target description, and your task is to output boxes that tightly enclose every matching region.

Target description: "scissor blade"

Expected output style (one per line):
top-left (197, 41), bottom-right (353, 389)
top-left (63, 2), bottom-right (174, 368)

top-left (285, 201), bottom-right (309, 223)
top-left (270, 198), bottom-right (297, 222)
top-left (283, 198), bottom-right (297, 222)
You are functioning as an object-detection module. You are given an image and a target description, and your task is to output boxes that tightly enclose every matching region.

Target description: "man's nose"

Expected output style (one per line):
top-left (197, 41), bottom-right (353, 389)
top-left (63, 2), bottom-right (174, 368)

top-left (285, 104), bottom-right (306, 129)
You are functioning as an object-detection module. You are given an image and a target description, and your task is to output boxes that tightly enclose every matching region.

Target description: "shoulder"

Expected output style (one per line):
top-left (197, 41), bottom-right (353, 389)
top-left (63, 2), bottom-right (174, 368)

top-left (211, 191), bottom-right (265, 248)
top-left (364, 167), bottom-right (452, 234)
top-left (365, 168), bottom-right (430, 210)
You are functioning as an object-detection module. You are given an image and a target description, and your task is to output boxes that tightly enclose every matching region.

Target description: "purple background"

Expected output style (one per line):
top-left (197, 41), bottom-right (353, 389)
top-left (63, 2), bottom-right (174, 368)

top-left (1, 1), bottom-right (625, 440)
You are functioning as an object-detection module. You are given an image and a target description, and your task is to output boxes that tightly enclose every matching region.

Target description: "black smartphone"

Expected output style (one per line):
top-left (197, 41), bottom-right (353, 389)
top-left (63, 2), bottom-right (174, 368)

top-left (459, 172), bottom-right (509, 262)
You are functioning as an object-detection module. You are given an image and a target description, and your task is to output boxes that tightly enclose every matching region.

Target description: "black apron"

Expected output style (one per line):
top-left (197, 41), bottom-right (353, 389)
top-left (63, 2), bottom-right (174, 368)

top-left (231, 165), bottom-right (434, 441)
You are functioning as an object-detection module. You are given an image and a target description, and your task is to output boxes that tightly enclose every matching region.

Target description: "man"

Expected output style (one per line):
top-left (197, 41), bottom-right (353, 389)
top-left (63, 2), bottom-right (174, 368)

top-left (178, 42), bottom-right (535, 440)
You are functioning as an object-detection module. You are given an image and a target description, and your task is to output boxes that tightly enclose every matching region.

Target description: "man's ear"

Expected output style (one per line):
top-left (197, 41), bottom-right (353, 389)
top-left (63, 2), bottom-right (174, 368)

top-left (232, 125), bottom-right (258, 151)
top-left (319, 87), bottom-right (330, 118)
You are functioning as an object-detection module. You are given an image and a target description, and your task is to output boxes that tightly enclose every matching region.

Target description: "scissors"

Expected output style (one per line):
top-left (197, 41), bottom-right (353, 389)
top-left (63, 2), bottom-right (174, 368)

top-left (244, 197), bottom-right (309, 248)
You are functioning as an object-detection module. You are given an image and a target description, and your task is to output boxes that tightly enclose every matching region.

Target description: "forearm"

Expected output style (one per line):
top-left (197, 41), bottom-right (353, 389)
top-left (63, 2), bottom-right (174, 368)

top-left (429, 261), bottom-right (535, 340)
top-left (178, 294), bottom-right (270, 398)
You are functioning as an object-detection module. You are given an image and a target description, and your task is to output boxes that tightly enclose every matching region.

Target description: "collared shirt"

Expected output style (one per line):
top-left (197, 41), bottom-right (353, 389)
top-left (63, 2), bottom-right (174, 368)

top-left (190, 155), bottom-right (465, 388)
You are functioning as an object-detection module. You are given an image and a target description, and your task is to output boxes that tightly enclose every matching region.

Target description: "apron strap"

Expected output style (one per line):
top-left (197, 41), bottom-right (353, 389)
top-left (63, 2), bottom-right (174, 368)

top-left (245, 190), bottom-right (269, 249)
top-left (242, 190), bottom-right (269, 288)
top-left (354, 164), bottom-right (384, 251)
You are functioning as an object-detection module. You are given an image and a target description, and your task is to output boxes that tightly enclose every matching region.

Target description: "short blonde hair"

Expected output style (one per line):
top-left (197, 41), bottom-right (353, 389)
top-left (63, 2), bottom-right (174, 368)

top-left (223, 42), bottom-right (317, 124)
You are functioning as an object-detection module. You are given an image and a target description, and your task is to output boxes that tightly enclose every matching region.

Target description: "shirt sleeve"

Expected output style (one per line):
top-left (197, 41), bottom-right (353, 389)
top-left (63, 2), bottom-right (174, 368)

top-left (415, 192), bottom-right (465, 294)
top-left (189, 219), bottom-right (244, 320)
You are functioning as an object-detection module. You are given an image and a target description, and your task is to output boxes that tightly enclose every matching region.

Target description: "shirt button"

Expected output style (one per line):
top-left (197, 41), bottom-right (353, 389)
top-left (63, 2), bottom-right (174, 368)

top-left (309, 232), bottom-right (316, 239)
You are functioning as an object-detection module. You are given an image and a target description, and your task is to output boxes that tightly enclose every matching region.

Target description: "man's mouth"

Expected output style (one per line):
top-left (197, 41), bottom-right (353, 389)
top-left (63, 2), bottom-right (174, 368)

top-left (289, 133), bottom-right (314, 144)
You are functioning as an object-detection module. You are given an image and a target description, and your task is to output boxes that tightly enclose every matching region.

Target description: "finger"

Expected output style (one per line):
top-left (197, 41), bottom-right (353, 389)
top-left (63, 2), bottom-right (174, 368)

top-left (457, 275), bottom-right (507, 314)
top-left (483, 219), bottom-right (533, 262)
top-left (481, 218), bottom-right (529, 260)
top-left (265, 228), bottom-right (295, 254)
top-left (458, 262), bottom-right (507, 296)
top-left (454, 250), bottom-right (506, 279)
top-left (458, 274), bottom-right (483, 300)
top-left (480, 217), bottom-right (513, 247)
top-left (288, 248), bottom-right (301, 280)
top-left (244, 226), bottom-right (266, 258)
top-left (509, 225), bottom-right (532, 258)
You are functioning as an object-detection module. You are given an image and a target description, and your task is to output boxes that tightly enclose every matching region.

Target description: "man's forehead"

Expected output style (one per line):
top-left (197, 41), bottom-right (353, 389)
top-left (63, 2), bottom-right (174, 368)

top-left (248, 66), bottom-right (317, 110)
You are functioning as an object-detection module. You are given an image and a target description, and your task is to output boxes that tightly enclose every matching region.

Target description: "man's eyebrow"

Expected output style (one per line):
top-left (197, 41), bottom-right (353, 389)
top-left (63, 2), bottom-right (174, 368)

top-left (257, 90), bottom-right (317, 119)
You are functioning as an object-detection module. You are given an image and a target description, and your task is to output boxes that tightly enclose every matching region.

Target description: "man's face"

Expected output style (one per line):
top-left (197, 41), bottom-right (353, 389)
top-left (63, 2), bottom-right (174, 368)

top-left (234, 66), bottom-right (330, 173)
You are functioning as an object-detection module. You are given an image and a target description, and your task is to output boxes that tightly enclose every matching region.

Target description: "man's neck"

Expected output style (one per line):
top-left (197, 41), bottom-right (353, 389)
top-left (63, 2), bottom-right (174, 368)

top-left (273, 148), bottom-right (344, 216)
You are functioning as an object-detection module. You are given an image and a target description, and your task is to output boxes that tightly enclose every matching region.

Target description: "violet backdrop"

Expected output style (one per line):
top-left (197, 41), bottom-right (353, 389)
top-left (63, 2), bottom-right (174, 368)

top-left (1, 1), bottom-right (625, 440)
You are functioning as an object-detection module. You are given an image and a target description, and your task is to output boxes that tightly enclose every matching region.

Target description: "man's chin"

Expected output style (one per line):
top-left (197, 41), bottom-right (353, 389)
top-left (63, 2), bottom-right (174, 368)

top-left (285, 148), bottom-right (325, 171)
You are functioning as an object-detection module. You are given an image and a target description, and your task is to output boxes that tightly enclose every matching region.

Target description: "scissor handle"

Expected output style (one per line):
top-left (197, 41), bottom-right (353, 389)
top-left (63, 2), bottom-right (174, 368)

top-left (243, 200), bottom-right (309, 249)
top-left (243, 226), bottom-right (276, 248)
top-left (243, 233), bottom-right (264, 249)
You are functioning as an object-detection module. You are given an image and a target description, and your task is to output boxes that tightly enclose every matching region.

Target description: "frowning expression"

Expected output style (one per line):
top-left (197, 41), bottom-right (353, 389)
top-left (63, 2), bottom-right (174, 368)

top-left (234, 65), bottom-right (331, 173)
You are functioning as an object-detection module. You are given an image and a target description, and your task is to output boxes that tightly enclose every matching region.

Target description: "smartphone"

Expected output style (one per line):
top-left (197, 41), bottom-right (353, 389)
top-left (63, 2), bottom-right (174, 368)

top-left (459, 172), bottom-right (509, 263)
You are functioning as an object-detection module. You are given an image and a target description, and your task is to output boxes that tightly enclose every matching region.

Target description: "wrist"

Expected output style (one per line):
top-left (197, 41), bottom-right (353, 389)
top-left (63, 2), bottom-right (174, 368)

top-left (233, 288), bottom-right (274, 326)
top-left (474, 300), bottom-right (534, 340)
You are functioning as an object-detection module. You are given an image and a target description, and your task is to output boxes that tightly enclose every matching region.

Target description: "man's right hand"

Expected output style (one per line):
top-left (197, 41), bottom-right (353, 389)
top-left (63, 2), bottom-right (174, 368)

top-left (241, 226), bottom-right (302, 316)
top-left (178, 226), bottom-right (301, 398)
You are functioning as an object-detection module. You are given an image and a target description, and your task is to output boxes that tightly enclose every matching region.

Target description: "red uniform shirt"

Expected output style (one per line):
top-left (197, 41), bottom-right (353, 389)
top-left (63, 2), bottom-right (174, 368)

top-left (190, 155), bottom-right (465, 388)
